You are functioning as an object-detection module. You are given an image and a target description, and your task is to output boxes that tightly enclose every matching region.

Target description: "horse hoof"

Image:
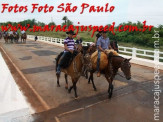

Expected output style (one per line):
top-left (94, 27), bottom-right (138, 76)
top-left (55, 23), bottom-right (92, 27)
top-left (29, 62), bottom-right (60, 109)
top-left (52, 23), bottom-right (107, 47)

top-left (108, 94), bottom-right (112, 99)
top-left (88, 82), bottom-right (91, 84)
top-left (57, 84), bottom-right (60, 87)
top-left (75, 96), bottom-right (78, 99)
top-left (94, 88), bottom-right (97, 91)
top-left (65, 86), bottom-right (68, 89)
top-left (68, 90), bottom-right (71, 93)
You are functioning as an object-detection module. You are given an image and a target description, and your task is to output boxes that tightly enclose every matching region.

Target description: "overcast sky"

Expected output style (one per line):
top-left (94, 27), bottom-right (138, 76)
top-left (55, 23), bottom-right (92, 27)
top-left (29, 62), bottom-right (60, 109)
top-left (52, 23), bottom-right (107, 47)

top-left (0, 0), bottom-right (162, 26)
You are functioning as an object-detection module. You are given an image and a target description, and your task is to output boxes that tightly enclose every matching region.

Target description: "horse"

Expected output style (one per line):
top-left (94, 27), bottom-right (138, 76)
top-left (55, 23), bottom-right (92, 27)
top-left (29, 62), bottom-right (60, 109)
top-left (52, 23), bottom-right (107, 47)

top-left (88, 53), bottom-right (131, 98)
top-left (0, 32), bottom-right (2, 39)
top-left (21, 33), bottom-right (27, 43)
top-left (13, 33), bottom-right (19, 43)
top-left (4, 33), bottom-right (9, 43)
top-left (8, 34), bottom-right (14, 43)
top-left (110, 41), bottom-right (119, 52)
top-left (83, 44), bottom-right (97, 78)
top-left (55, 47), bottom-right (92, 98)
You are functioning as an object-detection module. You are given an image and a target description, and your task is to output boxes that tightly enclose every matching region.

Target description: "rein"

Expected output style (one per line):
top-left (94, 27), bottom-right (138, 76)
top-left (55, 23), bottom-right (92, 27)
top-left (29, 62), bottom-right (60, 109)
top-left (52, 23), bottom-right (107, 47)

top-left (117, 72), bottom-right (126, 78)
top-left (109, 55), bottom-right (126, 79)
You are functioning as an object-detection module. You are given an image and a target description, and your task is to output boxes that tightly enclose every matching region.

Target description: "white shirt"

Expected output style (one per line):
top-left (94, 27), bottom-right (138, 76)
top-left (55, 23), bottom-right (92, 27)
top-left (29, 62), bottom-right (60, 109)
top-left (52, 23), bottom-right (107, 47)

top-left (9, 31), bottom-right (13, 35)
top-left (21, 31), bottom-right (25, 34)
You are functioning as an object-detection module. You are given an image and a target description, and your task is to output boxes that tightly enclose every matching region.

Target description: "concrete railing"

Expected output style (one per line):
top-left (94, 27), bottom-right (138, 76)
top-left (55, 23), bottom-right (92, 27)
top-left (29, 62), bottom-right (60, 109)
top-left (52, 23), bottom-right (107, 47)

top-left (27, 35), bottom-right (163, 70)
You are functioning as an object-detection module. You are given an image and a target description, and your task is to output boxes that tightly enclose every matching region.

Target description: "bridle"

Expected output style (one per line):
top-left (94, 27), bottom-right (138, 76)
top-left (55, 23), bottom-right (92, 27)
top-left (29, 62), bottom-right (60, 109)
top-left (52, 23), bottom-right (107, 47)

top-left (109, 55), bottom-right (128, 78)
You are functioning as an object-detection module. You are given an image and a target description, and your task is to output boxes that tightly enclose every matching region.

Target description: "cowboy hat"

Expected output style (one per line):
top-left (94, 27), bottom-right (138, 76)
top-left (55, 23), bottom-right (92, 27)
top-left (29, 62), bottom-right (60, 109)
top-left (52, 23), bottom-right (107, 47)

top-left (66, 30), bottom-right (76, 35)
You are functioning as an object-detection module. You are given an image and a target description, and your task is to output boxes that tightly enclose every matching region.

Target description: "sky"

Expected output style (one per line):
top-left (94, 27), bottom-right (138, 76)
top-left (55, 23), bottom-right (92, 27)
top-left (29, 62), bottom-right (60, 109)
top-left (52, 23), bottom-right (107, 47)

top-left (0, 0), bottom-right (163, 27)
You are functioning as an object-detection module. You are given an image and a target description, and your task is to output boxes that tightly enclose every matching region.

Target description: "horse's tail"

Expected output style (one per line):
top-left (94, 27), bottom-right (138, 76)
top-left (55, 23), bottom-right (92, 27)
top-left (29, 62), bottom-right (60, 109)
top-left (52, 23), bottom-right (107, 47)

top-left (55, 52), bottom-right (64, 71)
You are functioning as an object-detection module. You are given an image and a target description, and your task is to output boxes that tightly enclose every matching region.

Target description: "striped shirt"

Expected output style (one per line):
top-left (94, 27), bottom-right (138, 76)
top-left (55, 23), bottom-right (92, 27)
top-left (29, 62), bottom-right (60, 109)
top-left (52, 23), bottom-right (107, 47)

top-left (64, 37), bottom-right (75, 52)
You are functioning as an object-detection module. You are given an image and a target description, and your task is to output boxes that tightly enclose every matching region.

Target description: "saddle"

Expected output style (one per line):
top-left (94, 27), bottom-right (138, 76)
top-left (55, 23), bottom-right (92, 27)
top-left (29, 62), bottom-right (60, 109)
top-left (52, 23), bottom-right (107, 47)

top-left (56, 50), bottom-right (78, 69)
top-left (91, 49), bottom-right (118, 70)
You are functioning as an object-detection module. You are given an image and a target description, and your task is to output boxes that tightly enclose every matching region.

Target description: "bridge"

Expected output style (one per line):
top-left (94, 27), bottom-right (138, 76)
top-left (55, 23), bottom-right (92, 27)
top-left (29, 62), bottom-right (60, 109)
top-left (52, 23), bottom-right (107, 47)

top-left (28, 35), bottom-right (163, 70)
top-left (0, 37), bottom-right (162, 121)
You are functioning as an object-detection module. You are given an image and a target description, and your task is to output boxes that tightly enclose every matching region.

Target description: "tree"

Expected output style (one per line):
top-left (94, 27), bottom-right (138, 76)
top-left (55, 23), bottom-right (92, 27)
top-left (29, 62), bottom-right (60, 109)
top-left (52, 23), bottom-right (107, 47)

top-left (37, 21), bottom-right (45, 26)
top-left (67, 19), bottom-right (73, 27)
top-left (48, 22), bottom-right (56, 26)
top-left (62, 16), bottom-right (68, 26)
top-left (158, 24), bottom-right (163, 30)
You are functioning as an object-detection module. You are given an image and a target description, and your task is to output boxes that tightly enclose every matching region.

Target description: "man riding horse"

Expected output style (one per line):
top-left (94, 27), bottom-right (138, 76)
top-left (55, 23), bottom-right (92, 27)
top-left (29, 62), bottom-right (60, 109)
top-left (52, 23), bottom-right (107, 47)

top-left (13, 30), bottom-right (19, 43)
top-left (96, 30), bottom-right (112, 77)
top-left (21, 30), bottom-right (27, 43)
top-left (56, 30), bottom-right (76, 75)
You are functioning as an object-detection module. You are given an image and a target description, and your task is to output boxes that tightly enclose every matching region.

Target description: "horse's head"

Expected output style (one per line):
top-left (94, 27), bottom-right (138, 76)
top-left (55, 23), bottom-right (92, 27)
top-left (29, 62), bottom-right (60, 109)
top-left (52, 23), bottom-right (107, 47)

top-left (81, 45), bottom-right (90, 55)
top-left (120, 58), bottom-right (132, 80)
top-left (82, 53), bottom-right (92, 71)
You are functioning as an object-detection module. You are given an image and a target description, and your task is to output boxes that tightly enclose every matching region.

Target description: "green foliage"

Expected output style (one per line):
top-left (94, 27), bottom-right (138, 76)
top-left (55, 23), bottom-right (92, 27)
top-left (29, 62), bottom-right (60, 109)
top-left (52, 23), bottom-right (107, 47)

top-left (0, 19), bottom-right (162, 50)
top-left (108, 21), bottom-right (163, 49)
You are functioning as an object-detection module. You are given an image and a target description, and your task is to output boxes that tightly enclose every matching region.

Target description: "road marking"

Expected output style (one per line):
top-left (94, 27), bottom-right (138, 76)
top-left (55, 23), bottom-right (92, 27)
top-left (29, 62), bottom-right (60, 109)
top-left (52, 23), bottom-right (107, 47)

top-left (58, 108), bottom-right (84, 117)
top-left (56, 80), bottom-right (152, 118)
top-left (55, 116), bottom-right (61, 122)
top-left (0, 46), bottom-right (50, 111)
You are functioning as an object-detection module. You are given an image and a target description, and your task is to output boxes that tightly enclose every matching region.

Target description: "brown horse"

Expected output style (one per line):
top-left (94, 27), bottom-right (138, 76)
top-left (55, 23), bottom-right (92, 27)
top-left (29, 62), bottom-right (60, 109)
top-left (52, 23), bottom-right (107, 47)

top-left (56, 48), bottom-right (92, 98)
top-left (21, 33), bottom-right (27, 43)
top-left (8, 34), bottom-right (14, 43)
top-left (13, 33), bottom-right (19, 43)
top-left (4, 34), bottom-right (9, 43)
top-left (0, 33), bottom-right (2, 39)
top-left (88, 54), bottom-right (131, 98)
top-left (83, 44), bottom-right (97, 78)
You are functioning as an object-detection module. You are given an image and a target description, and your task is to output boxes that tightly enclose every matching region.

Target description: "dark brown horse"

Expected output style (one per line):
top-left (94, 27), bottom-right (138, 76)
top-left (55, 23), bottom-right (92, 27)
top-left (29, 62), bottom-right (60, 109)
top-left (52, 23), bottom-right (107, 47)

top-left (4, 34), bottom-right (9, 43)
top-left (56, 48), bottom-right (92, 98)
top-left (110, 41), bottom-right (119, 52)
top-left (21, 33), bottom-right (27, 43)
top-left (0, 32), bottom-right (2, 39)
top-left (88, 54), bottom-right (131, 98)
top-left (8, 34), bottom-right (14, 43)
top-left (13, 33), bottom-right (19, 43)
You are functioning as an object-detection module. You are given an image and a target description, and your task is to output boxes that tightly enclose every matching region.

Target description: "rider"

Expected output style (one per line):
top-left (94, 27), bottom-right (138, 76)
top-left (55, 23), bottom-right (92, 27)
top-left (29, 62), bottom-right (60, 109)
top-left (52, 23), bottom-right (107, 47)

top-left (0, 30), bottom-right (2, 38)
top-left (3, 30), bottom-right (8, 36)
top-left (95, 30), bottom-right (102, 46)
top-left (56, 30), bottom-right (76, 75)
top-left (75, 35), bottom-right (82, 50)
top-left (21, 30), bottom-right (26, 35)
top-left (96, 30), bottom-right (112, 77)
top-left (8, 29), bottom-right (13, 36)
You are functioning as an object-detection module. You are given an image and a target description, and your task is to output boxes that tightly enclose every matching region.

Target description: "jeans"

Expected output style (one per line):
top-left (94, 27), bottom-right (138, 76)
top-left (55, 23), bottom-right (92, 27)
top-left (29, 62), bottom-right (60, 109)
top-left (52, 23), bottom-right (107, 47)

top-left (97, 50), bottom-right (101, 72)
top-left (57, 52), bottom-right (67, 73)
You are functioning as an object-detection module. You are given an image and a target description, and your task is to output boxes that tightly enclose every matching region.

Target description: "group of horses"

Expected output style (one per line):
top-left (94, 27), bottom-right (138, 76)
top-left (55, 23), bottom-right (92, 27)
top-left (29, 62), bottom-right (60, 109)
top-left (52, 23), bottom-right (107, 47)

top-left (2, 33), bottom-right (27, 44)
top-left (55, 44), bottom-right (131, 99)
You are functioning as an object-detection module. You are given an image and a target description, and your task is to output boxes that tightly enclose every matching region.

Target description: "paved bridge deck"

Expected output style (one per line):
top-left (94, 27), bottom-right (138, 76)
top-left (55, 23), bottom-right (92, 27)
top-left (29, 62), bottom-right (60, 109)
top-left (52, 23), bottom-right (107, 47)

top-left (0, 39), bottom-right (162, 121)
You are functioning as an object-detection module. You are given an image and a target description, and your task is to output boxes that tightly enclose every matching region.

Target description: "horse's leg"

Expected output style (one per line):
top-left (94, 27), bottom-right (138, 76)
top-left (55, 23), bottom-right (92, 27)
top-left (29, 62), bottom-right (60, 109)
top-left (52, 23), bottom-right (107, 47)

top-left (68, 78), bottom-right (78, 98)
top-left (90, 72), bottom-right (97, 91)
top-left (105, 74), bottom-right (113, 99)
top-left (72, 80), bottom-right (78, 98)
top-left (68, 85), bottom-right (73, 93)
top-left (88, 73), bottom-right (91, 84)
top-left (108, 80), bottom-right (114, 99)
top-left (85, 70), bottom-right (88, 79)
top-left (56, 74), bottom-right (60, 87)
top-left (65, 74), bottom-right (68, 89)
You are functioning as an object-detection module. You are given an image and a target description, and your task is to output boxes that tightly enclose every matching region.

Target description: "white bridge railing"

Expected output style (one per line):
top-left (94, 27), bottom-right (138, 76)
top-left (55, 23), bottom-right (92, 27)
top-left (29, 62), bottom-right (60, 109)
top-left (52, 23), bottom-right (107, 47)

top-left (27, 35), bottom-right (163, 69)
